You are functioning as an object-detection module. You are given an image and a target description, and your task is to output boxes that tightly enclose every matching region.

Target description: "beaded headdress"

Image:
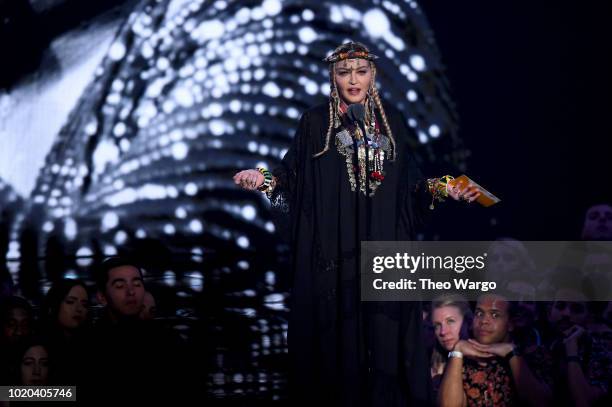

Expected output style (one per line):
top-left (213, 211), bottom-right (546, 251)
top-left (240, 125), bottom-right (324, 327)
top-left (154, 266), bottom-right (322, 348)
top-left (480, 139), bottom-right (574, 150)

top-left (323, 42), bottom-right (379, 63)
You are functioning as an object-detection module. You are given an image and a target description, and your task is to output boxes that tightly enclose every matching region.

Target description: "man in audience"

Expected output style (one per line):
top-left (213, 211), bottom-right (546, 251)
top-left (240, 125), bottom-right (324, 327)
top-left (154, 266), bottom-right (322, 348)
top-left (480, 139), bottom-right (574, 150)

top-left (85, 257), bottom-right (188, 403)
top-left (548, 287), bottom-right (611, 406)
top-left (581, 204), bottom-right (612, 241)
top-left (1, 296), bottom-right (34, 384)
top-left (439, 294), bottom-right (552, 406)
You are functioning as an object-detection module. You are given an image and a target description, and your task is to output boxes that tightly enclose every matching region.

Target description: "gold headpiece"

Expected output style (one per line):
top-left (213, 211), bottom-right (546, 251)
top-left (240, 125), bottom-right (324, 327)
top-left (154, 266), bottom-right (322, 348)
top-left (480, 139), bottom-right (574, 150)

top-left (323, 42), bottom-right (378, 63)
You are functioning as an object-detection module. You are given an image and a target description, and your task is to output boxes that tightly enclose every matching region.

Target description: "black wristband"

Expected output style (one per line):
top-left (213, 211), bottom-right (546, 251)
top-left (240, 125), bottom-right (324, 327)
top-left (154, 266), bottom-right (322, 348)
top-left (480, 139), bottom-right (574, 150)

top-left (503, 348), bottom-right (519, 363)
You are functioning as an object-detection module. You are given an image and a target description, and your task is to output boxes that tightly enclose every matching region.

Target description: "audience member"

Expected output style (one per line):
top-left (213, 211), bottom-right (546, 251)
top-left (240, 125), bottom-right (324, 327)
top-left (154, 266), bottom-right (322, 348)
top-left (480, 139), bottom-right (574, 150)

top-left (438, 294), bottom-right (552, 406)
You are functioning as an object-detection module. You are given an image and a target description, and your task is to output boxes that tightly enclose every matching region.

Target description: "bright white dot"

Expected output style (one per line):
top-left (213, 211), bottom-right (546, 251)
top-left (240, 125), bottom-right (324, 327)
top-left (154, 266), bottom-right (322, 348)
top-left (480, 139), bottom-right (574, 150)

top-left (119, 138), bottom-right (131, 152)
top-left (284, 41), bottom-right (296, 53)
top-left (407, 71), bottom-right (418, 82)
top-left (114, 230), bottom-right (128, 245)
top-left (320, 83), bottom-right (331, 95)
top-left (429, 124), bottom-right (441, 138)
top-left (410, 54), bottom-right (427, 72)
top-left (265, 222), bottom-right (275, 233)
top-left (302, 9), bottom-right (314, 21)
top-left (229, 100), bottom-right (242, 112)
top-left (262, 82), bottom-right (281, 97)
top-left (171, 142), bottom-right (189, 160)
top-left (407, 90), bottom-right (418, 102)
top-left (192, 19), bottom-right (225, 41)
top-left (175, 87), bottom-right (194, 107)
top-left (163, 100), bottom-right (176, 114)
top-left (287, 107), bottom-right (299, 119)
top-left (189, 219), bottom-right (203, 233)
top-left (103, 245), bottom-right (118, 256)
top-left (298, 27), bottom-right (317, 44)
top-left (265, 271), bottom-right (276, 285)
top-left (254, 69), bottom-right (265, 81)
top-left (305, 81), bottom-right (318, 95)
top-left (254, 103), bottom-right (265, 114)
top-left (241, 205), bottom-right (256, 220)
top-left (247, 141), bottom-right (258, 152)
top-left (64, 218), bottom-right (77, 240)
top-left (102, 211), bottom-right (119, 230)
top-left (209, 119), bottom-right (226, 136)
top-left (113, 179), bottom-right (125, 190)
top-left (113, 122), bottom-right (127, 137)
top-left (43, 221), bottom-right (54, 233)
top-left (408, 118), bottom-right (417, 128)
top-left (363, 8), bottom-right (390, 38)
top-left (283, 88), bottom-right (294, 98)
top-left (247, 44), bottom-right (259, 57)
top-left (185, 182), bottom-right (198, 196)
top-left (209, 102), bottom-right (223, 116)
top-left (109, 42), bottom-right (126, 60)
top-left (164, 224), bottom-right (176, 235)
top-left (262, 0), bottom-right (282, 16)
top-left (258, 144), bottom-right (269, 155)
top-left (136, 229), bottom-right (147, 239)
top-left (156, 57), bottom-right (170, 71)
top-left (85, 121), bottom-right (97, 135)
top-left (330, 6), bottom-right (343, 23)
top-left (418, 131), bottom-right (428, 144)
top-left (237, 236), bottom-right (250, 248)
top-left (166, 185), bottom-right (178, 198)
top-left (251, 6), bottom-right (265, 21)
top-left (175, 207), bottom-right (188, 219)
top-left (236, 8), bottom-right (251, 24)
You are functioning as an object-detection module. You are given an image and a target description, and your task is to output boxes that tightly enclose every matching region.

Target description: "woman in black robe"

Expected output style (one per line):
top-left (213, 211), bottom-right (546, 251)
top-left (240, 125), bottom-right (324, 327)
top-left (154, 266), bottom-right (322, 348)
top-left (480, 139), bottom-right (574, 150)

top-left (234, 42), bottom-right (480, 406)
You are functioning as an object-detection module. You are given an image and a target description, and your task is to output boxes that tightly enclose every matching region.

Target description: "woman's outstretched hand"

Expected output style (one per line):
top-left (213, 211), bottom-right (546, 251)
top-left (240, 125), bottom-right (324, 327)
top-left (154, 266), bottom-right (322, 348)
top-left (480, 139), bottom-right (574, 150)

top-left (233, 169), bottom-right (264, 190)
top-left (447, 182), bottom-right (481, 203)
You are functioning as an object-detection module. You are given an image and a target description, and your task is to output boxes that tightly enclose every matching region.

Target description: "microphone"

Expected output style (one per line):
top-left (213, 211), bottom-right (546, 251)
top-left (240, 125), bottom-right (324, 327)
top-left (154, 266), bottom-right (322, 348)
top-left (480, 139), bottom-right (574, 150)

top-left (346, 103), bottom-right (371, 196)
top-left (346, 103), bottom-right (365, 124)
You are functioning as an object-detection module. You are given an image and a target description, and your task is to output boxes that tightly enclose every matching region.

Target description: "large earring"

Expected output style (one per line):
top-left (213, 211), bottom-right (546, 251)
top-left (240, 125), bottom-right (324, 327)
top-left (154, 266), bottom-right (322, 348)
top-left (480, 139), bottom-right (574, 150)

top-left (330, 87), bottom-right (341, 128)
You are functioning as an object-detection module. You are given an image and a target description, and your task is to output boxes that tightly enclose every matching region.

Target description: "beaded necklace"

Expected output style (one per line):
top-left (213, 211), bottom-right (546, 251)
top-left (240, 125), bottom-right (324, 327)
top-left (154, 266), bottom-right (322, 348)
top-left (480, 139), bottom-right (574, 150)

top-left (334, 100), bottom-right (392, 196)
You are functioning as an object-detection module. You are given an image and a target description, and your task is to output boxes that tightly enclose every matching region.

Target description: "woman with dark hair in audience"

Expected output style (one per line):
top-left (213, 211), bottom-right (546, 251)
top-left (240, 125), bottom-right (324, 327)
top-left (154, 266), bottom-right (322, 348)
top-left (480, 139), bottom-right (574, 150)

top-left (41, 278), bottom-right (91, 385)
top-left (12, 337), bottom-right (51, 386)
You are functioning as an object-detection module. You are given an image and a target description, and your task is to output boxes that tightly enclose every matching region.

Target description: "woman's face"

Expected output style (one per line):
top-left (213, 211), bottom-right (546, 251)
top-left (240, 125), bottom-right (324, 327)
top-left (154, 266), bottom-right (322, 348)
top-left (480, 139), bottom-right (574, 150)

top-left (58, 285), bottom-right (88, 330)
top-left (334, 58), bottom-right (372, 105)
top-left (432, 305), bottom-right (464, 351)
top-left (21, 345), bottom-right (49, 385)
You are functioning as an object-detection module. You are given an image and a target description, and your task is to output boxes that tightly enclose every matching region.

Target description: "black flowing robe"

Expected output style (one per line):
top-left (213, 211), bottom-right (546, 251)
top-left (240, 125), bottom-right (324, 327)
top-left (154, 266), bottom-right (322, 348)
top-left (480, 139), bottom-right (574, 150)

top-left (272, 102), bottom-right (432, 406)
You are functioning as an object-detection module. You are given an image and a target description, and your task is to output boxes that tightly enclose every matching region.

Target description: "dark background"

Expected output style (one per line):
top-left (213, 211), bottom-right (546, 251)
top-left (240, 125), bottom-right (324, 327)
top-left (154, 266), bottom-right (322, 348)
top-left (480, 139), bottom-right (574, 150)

top-left (420, 0), bottom-right (612, 240)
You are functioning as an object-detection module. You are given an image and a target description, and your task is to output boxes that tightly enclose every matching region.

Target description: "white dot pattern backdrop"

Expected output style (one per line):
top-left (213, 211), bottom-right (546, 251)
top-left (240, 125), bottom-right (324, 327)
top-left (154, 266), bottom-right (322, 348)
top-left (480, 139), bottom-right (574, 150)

top-left (0, 0), bottom-right (460, 400)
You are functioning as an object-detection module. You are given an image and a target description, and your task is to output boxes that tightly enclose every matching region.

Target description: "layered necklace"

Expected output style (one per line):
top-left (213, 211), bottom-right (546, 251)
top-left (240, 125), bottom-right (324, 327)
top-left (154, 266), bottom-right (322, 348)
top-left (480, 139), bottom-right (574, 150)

top-left (334, 100), bottom-right (392, 196)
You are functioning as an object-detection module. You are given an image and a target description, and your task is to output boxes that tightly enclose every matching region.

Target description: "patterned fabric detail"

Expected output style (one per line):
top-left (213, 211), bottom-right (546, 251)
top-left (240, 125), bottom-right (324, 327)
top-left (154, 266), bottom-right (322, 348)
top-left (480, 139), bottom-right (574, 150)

top-left (462, 359), bottom-right (517, 407)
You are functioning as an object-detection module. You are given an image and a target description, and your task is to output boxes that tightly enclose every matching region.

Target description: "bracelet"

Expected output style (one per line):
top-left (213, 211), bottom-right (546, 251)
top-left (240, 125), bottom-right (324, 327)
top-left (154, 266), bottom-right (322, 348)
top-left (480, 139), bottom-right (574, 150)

top-left (448, 350), bottom-right (463, 359)
top-left (427, 175), bottom-right (454, 210)
top-left (256, 167), bottom-right (275, 196)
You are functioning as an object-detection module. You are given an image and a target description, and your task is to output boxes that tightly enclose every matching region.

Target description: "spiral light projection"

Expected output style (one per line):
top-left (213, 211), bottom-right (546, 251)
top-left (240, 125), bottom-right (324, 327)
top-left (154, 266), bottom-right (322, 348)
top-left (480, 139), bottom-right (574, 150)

top-left (11, 0), bottom-right (460, 400)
